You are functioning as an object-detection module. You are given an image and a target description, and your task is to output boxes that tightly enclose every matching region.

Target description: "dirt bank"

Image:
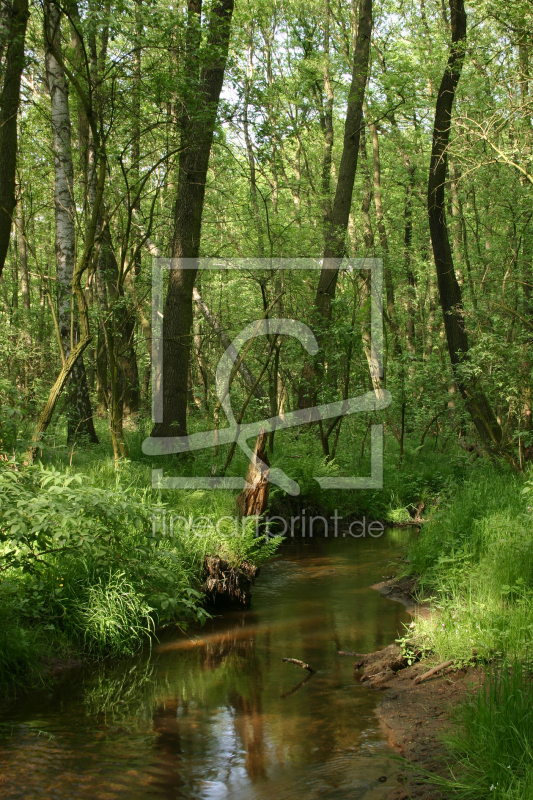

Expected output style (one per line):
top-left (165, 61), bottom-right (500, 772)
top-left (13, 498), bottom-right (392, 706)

top-left (378, 660), bottom-right (481, 799)
top-left (365, 576), bottom-right (482, 800)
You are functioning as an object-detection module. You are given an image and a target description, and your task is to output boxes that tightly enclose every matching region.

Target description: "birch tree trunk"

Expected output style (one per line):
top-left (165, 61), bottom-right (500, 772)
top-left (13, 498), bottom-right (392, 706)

top-left (44, 0), bottom-right (98, 444)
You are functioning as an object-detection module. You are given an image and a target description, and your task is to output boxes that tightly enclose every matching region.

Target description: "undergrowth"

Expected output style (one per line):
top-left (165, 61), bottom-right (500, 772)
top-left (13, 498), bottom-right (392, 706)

top-left (0, 459), bottom-right (280, 693)
top-left (402, 464), bottom-right (533, 800)
top-left (405, 462), bottom-right (532, 664)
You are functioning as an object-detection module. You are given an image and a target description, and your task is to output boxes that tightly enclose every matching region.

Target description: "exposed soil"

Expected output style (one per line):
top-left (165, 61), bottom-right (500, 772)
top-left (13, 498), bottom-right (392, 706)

top-left (377, 660), bottom-right (481, 799)
top-left (362, 575), bottom-right (482, 800)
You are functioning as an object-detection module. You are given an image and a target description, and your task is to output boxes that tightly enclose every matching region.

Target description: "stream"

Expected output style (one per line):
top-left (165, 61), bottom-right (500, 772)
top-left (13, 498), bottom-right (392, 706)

top-left (0, 529), bottom-right (411, 800)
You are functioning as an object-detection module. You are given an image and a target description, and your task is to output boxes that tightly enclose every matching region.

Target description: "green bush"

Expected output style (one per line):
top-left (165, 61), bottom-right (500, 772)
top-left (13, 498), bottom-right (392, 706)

top-left (0, 461), bottom-right (280, 683)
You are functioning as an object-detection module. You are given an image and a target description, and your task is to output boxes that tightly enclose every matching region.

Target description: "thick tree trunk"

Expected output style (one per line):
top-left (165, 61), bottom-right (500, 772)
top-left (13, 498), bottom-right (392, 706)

top-left (427, 0), bottom-right (503, 450)
top-left (45, 0), bottom-right (98, 445)
top-left (0, 0), bottom-right (28, 278)
top-left (315, 0), bottom-right (372, 319)
top-left (151, 0), bottom-right (234, 440)
top-left (320, 0), bottom-right (334, 226)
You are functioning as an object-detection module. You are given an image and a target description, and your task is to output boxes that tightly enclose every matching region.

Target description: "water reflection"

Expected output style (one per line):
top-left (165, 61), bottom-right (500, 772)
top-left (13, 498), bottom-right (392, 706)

top-left (0, 531), bottom-right (410, 799)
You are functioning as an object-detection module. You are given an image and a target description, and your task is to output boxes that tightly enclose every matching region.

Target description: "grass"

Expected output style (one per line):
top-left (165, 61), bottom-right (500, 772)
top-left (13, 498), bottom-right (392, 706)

top-left (404, 462), bottom-right (533, 664)
top-left (427, 661), bottom-right (533, 799)
top-left (0, 410), bottom-right (501, 697)
top-left (0, 451), bottom-right (281, 693)
top-left (399, 463), bottom-right (533, 800)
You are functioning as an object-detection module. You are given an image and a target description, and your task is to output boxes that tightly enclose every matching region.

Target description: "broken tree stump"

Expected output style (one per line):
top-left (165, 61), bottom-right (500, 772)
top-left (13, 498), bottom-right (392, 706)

top-left (236, 431), bottom-right (270, 518)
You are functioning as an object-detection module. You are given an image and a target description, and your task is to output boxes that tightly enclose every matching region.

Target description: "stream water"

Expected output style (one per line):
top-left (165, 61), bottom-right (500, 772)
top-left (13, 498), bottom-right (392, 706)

top-left (0, 529), bottom-right (411, 800)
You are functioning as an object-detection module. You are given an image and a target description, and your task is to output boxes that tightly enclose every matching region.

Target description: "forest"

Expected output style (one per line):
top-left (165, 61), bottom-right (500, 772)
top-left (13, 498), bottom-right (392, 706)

top-left (1, 0), bottom-right (533, 797)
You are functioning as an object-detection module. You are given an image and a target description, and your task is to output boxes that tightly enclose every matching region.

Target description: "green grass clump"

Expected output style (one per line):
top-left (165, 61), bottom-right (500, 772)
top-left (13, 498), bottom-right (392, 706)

top-left (75, 571), bottom-right (156, 658)
top-left (432, 661), bottom-right (533, 799)
top-left (403, 463), bottom-right (533, 663)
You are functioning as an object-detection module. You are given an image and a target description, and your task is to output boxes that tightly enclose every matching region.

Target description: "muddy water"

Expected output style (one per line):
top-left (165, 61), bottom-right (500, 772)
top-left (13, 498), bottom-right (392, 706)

top-left (0, 530), bottom-right (411, 800)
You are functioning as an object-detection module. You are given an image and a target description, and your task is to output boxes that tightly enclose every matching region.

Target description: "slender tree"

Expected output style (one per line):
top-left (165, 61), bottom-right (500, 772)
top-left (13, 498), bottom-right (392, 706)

top-left (427, 0), bottom-right (503, 451)
top-left (44, 0), bottom-right (98, 444)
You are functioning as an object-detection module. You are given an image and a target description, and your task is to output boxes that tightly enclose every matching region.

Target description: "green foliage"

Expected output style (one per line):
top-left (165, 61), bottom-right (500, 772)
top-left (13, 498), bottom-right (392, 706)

top-left (0, 460), bottom-right (281, 685)
top-left (75, 571), bottom-right (155, 658)
top-left (0, 379), bottom-right (25, 452)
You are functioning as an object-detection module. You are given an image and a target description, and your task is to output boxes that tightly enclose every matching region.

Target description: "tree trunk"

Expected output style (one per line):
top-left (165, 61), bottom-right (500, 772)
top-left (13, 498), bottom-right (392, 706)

top-left (320, 0), bottom-right (334, 226)
top-left (404, 159), bottom-right (417, 355)
top-left (316, 0), bottom-right (372, 318)
top-left (236, 432), bottom-right (270, 518)
top-left (0, 0), bottom-right (29, 278)
top-left (427, 0), bottom-right (503, 450)
top-left (28, 335), bottom-right (91, 461)
top-left (15, 190), bottom-right (29, 309)
top-left (45, 0), bottom-right (98, 445)
top-left (299, 0), bottom-right (372, 408)
top-left (151, 0), bottom-right (234, 440)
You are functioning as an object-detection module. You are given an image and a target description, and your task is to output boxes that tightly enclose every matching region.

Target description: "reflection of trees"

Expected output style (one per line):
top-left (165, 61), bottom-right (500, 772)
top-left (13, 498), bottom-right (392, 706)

top-left (228, 691), bottom-right (266, 782)
top-left (152, 699), bottom-right (186, 799)
top-left (200, 615), bottom-right (267, 782)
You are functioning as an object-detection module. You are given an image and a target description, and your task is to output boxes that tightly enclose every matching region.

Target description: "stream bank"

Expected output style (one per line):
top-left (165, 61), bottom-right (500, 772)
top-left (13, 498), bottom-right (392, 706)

top-left (363, 575), bottom-right (481, 800)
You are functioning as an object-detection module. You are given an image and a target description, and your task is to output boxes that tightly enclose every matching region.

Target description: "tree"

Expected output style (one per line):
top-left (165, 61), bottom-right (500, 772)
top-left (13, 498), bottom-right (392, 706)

top-left (0, 0), bottom-right (29, 277)
top-left (427, 0), bottom-right (503, 451)
top-left (44, 0), bottom-right (98, 445)
top-left (152, 0), bottom-right (235, 441)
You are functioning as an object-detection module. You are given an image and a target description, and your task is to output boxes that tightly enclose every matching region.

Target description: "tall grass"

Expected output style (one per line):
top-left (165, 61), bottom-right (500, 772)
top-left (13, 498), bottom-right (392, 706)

top-left (403, 466), bottom-right (533, 800)
top-left (431, 661), bottom-right (533, 799)
top-left (405, 463), bottom-right (533, 663)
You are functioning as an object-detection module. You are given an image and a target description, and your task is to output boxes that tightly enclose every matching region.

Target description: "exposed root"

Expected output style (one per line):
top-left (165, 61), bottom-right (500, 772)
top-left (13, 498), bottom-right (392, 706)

top-left (202, 555), bottom-right (259, 609)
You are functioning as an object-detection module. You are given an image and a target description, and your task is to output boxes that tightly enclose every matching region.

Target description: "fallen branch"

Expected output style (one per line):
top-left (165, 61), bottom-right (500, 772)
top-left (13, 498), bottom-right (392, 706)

top-left (414, 660), bottom-right (453, 685)
top-left (282, 657), bottom-right (315, 674)
top-left (338, 651), bottom-right (366, 657)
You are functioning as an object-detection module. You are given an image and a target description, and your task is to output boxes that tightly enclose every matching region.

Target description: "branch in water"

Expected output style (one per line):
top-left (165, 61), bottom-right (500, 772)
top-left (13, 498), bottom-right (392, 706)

top-left (282, 658), bottom-right (315, 674)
